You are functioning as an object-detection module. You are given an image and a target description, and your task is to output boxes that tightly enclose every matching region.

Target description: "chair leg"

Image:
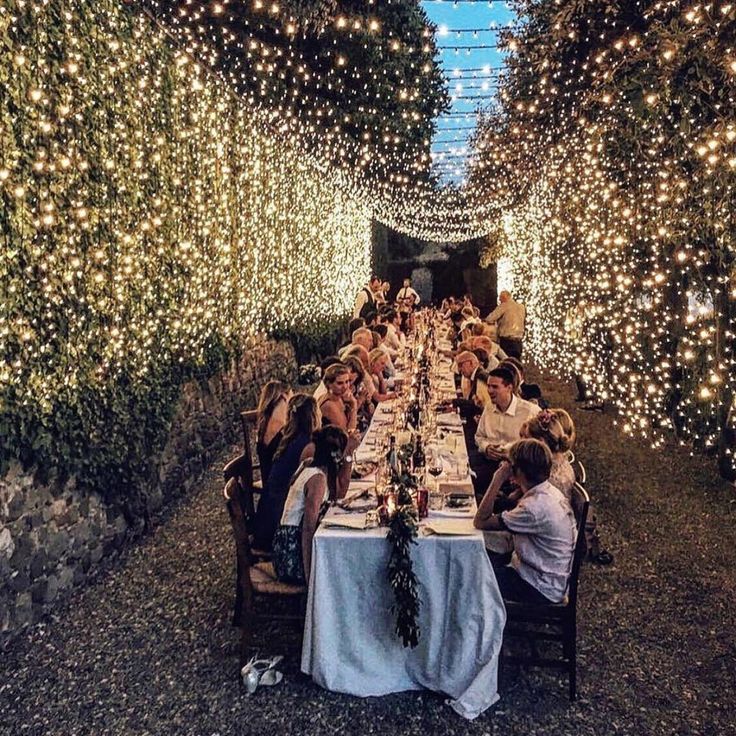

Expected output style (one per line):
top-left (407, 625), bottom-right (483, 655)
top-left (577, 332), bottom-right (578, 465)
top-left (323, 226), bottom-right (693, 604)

top-left (567, 621), bottom-right (577, 701)
top-left (233, 559), bottom-right (243, 627)
top-left (238, 619), bottom-right (252, 669)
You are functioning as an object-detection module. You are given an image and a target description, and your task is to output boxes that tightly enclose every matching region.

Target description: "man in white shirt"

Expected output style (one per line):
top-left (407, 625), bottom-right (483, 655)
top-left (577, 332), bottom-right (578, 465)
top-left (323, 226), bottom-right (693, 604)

top-left (474, 438), bottom-right (576, 603)
top-left (471, 366), bottom-right (540, 495)
top-left (485, 290), bottom-right (526, 359)
top-left (353, 276), bottom-right (381, 319)
top-left (397, 278), bottom-right (420, 305)
top-left (382, 309), bottom-right (406, 352)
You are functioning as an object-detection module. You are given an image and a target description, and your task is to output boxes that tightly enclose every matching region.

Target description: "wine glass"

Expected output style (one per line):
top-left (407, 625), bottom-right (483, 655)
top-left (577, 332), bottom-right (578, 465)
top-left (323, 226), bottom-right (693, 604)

top-left (426, 451), bottom-right (443, 490)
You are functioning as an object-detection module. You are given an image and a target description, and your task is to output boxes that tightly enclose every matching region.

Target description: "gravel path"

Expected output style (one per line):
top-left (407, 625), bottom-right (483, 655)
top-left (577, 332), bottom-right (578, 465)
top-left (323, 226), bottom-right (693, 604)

top-left (2, 374), bottom-right (735, 736)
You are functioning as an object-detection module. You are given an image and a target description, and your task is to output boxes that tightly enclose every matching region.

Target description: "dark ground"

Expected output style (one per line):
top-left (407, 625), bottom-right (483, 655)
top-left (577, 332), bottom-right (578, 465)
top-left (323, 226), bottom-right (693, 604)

top-left (2, 373), bottom-right (736, 736)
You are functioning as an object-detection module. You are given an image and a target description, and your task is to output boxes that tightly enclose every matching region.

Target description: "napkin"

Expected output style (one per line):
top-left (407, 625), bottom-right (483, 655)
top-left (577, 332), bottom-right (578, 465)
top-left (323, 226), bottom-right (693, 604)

top-left (422, 519), bottom-right (475, 536)
top-left (439, 480), bottom-right (475, 495)
top-left (437, 412), bottom-right (463, 427)
top-left (322, 515), bottom-right (368, 531)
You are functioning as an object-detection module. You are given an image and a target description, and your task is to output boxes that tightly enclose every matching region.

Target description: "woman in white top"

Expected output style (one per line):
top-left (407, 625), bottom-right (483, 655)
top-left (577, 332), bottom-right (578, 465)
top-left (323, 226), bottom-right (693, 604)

top-left (273, 426), bottom-right (356, 584)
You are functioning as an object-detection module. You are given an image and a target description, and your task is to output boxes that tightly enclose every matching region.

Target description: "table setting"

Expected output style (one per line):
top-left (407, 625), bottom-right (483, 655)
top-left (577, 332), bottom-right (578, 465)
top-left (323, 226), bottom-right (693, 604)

top-left (301, 311), bottom-right (506, 719)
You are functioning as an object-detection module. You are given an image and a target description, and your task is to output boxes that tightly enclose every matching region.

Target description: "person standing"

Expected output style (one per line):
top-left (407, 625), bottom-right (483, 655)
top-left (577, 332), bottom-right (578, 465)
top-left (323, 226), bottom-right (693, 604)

top-left (485, 290), bottom-right (526, 359)
top-left (353, 275), bottom-right (381, 319)
top-left (397, 278), bottom-right (420, 305)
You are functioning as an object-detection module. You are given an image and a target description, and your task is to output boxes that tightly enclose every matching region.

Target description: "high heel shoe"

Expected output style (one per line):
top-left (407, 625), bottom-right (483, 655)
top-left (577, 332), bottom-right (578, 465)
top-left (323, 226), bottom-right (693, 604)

top-left (240, 655), bottom-right (284, 694)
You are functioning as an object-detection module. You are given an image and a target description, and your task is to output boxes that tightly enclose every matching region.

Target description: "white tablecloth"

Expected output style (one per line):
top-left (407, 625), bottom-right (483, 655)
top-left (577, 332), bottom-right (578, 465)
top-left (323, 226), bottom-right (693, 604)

top-left (301, 351), bottom-right (506, 719)
top-left (301, 517), bottom-right (506, 719)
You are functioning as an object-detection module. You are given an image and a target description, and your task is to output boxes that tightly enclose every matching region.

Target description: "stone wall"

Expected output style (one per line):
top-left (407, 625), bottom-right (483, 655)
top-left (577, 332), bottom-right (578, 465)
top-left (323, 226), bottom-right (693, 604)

top-left (0, 337), bottom-right (296, 643)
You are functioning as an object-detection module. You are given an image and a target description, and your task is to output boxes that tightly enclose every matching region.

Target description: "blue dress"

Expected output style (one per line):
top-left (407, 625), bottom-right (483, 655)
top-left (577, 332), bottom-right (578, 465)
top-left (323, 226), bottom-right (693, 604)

top-left (253, 432), bottom-right (311, 550)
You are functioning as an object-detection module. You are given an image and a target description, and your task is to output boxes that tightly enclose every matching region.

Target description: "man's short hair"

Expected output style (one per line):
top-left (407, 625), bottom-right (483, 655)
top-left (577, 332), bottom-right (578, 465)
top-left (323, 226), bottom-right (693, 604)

top-left (370, 274), bottom-right (381, 285)
top-left (488, 367), bottom-right (516, 386)
top-left (456, 350), bottom-right (478, 366)
top-left (382, 309), bottom-right (397, 323)
top-left (509, 439), bottom-right (552, 486)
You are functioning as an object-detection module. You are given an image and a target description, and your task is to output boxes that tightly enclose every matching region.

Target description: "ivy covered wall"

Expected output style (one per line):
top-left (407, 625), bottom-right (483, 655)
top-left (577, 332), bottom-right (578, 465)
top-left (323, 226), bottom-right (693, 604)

top-left (0, 0), bottom-right (371, 518)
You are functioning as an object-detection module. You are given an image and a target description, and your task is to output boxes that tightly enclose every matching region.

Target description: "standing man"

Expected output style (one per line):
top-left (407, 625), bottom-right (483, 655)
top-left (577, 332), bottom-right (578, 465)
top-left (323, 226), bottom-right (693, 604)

top-left (397, 278), bottom-right (420, 305)
top-left (485, 290), bottom-right (526, 359)
top-left (353, 275), bottom-right (381, 319)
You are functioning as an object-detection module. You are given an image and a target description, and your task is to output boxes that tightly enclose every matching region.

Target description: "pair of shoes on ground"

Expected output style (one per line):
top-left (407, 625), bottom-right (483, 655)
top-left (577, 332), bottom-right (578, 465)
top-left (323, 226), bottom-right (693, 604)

top-left (241, 655), bottom-right (284, 694)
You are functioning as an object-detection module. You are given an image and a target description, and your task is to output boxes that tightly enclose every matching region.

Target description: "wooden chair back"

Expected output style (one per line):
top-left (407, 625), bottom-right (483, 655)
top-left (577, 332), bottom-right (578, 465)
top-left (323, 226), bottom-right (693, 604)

top-left (567, 482), bottom-right (590, 608)
top-left (224, 473), bottom-right (254, 629)
top-left (574, 460), bottom-right (587, 485)
top-left (239, 409), bottom-right (260, 488)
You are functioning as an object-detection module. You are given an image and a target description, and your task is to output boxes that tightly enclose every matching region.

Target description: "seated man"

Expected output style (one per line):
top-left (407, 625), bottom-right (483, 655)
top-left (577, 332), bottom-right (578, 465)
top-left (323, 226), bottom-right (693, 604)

top-left (453, 351), bottom-right (490, 429)
top-left (471, 366), bottom-right (541, 496)
top-left (473, 439), bottom-right (576, 604)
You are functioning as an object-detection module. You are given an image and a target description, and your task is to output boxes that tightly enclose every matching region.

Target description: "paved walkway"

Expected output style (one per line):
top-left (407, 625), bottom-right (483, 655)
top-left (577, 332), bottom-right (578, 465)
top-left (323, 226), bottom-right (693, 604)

top-left (2, 375), bottom-right (735, 736)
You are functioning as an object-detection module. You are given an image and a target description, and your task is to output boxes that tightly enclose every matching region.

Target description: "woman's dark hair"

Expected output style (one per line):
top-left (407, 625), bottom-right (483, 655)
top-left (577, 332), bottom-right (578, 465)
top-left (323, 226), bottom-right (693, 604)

top-left (274, 394), bottom-right (318, 460)
top-left (502, 355), bottom-right (525, 378)
top-left (383, 309), bottom-right (397, 322)
top-left (319, 355), bottom-right (342, 373)
top-left (509, 438), bottom-right (552, 486)
top-left (373, 323), bottom-right (388, 339)
top-left (342, 355), bottom-right (365, 382)
top-left (347, 317), bottom-right (364, 335)
top-left (311, 426), bottom-right (348, 497)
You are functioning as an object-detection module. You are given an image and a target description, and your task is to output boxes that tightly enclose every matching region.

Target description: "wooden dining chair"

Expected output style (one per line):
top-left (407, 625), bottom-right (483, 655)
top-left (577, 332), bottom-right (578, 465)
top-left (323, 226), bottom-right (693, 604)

top-left (223, 463), bottom-right (306, 668)
top-left (574, 459), bottom-right (587, 485)
top-left (239, 409), bottom-right (263, 493)
top-left (501, 482), bottom-right (590, 701)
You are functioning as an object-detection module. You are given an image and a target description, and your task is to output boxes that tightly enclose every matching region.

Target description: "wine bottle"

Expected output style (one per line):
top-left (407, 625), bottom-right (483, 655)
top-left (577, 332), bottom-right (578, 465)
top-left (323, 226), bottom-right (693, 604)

top-left (412, 435), bottom-right (426, 476)
top-left (386, 434), bottom-right (399, 478)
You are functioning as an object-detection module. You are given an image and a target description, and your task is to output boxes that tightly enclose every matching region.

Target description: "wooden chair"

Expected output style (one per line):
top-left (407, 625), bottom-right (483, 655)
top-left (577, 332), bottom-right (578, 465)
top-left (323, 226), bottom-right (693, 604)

top-left (574, 459), bottom-right (586, 485)
top-left (239, 409), bottom-right (263, 493)
top-left (501, 482), bottom-right (590, 701)
top-left (223, 460), bottom-right (306, 668)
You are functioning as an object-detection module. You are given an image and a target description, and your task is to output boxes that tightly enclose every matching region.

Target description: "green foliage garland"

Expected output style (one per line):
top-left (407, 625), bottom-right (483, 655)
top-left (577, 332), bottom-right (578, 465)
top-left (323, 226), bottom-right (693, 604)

top-left (0, 0), bottom-right (370, 519)
top-left (386, 455), bottom-right (421, 648)
top-left (387, 502), bottom-right (420, 649)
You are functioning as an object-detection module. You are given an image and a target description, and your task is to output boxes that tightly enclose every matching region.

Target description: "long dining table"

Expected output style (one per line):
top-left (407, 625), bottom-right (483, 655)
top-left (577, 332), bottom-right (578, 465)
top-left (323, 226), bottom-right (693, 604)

top-left (300, 336), bottom-right (507, 719)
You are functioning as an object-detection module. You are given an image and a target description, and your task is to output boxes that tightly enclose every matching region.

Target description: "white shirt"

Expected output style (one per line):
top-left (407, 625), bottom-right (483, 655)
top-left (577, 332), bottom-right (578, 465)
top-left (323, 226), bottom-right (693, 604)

top-left (397, 286), bottom-right (420, 304)
top-left (485, 299), bottom-right (526, 339)
top-left (474, 394), bottom-right (540, 453)
top-left (353, 286), bottom-right (375, 318)
top-left (313, 381), bottom-right (328, 402)
top-left (280, 466), bottom-right (328, 527)
top-left (385, 323), bottom-right (406, 352)
top-left (501, 480), bottom-right (576, 602)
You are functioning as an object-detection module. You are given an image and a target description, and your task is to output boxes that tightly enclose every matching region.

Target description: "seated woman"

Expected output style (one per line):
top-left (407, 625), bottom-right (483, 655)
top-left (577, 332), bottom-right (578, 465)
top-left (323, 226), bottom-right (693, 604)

top-left (318, 363), bottom-right (358, 431)
top-left (253, 394), bottom-right (319, 551)
top-left (273, 426), bottom-right (356, 584)
top-left (342, 354), bottom-right (373, 430)
top-left (521, 410), bottom-right (576, 498)
top-left (368, 348), bottom-right (398, 403)
top-left (255, 380), bottom-right (291, 485)
top-left (474, 439), bottom-right (576, 604)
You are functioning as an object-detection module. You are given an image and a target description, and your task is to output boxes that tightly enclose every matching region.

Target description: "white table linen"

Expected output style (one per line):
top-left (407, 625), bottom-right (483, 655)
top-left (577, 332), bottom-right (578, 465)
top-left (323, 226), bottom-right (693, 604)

top-left (301, 337), bottom-right (507, 719)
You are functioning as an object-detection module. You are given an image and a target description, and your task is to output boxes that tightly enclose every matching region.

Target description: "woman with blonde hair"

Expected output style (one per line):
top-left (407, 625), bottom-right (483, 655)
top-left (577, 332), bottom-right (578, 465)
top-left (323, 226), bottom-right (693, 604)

top-left (318, 363), bottom-right (358, 431)
top-left (368, 348), bottom-right (397, 403)
top-left (255, 380), bottom-right (291, 484)
top-left (521, 410), bottom-right (576, 498)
